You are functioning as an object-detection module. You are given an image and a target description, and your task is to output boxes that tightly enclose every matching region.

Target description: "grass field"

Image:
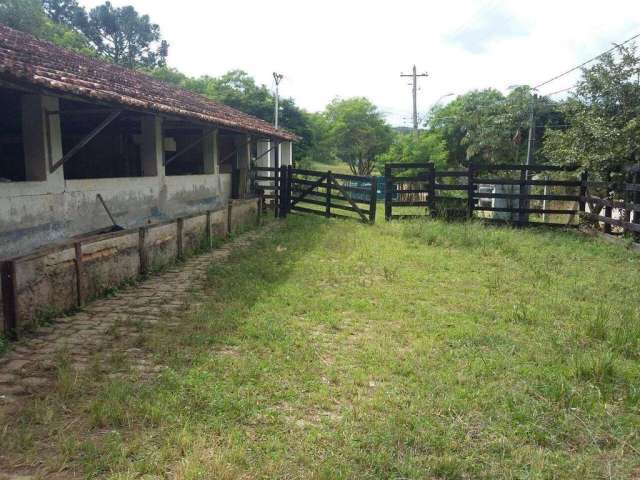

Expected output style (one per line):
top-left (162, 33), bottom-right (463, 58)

top-left (2, 215), bottom-right (640, 479)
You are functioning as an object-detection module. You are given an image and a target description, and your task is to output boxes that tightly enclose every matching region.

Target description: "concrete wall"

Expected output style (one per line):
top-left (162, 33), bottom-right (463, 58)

top-left (0, 94), bottom-right (233, 260)
top-left (1, 198), bottom-right (259, 334)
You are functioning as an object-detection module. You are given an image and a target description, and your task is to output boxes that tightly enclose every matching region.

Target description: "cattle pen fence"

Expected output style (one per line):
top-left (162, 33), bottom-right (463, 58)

top-left (255, 162), bottom-right (640, 237)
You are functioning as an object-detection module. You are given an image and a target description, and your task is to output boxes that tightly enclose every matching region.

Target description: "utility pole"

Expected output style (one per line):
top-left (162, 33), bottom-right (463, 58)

top-left (401, 65), bottom-right (428, 134)
top-left (521, 93), bottom-right (537, 225)
top-left (273, 72), bottom-right (283, 129)
top-left (525, 93), bottom-right (537, 166)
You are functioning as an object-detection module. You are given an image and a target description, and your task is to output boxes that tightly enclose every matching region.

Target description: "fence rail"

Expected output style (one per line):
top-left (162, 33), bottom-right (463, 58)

top-left (254, 163), bottom-right (640, 234)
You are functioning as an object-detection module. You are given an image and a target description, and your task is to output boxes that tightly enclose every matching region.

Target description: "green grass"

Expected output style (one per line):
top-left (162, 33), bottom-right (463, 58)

top-left (2, 216), bottom-right (640, 479)
top-left (304, 160), bottom-right (354, 175)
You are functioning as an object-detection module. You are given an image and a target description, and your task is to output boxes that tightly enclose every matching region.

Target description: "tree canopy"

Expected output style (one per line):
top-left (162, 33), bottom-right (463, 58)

top-left (426, 87), bottom-right (563, 167)
top-left (543, 45), bottom-right (640, 184)
top-left (377, 131), bottom-right (448, 173)
top-left (0, 0), bottom-right (168, 67)
top-left (84, 1), bottom-right (167, 68)
top-left (322, 97), bottom-right (394, 175)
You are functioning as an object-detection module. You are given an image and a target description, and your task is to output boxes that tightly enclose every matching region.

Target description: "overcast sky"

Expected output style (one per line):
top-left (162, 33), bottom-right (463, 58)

top-left (79, 0), bottom-right (639, 126)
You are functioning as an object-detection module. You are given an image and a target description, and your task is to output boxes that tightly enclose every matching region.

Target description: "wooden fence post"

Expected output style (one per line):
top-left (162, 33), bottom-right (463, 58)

top-left (276, 165), bottom-right (285, 218)
top-left (286, 165), bottom-right (293, 216)
top-left (384, 164), bottom-right (392, 221)
top-left (274, 166), bottom-right (280, 219)
top-left (74, 242), bottom-right (85, 307)
top-left (579, 171), bottom-right (588, 214)
top-left (428, 163), bottom-right (436, 218)
top-left (632, 170), bottom-right (640, 239)
top-left (467, 162), bottom-right (475, 220)
top-left (138, 227), bottom-right (148, 275)
top-left (604, 204), bottom-right (613, 234)
top-left (518, 166), bottom-right (527, 227)
top-left (325, 171), bottom-right (332, 218)
top-left (206, 211), bottom-right (212, 248)
top-left (369, 176), bottom-right (378, 224)
top-left (1, 261), bottom-right (18, 340)
top-left (177, 218), bottom-right (184, 258)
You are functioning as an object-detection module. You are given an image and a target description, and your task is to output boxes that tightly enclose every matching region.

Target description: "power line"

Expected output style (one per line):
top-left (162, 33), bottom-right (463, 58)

top-left (543, 85), bottom-right (577, 97)
top-left (532, 31), bottom-right (640, 90)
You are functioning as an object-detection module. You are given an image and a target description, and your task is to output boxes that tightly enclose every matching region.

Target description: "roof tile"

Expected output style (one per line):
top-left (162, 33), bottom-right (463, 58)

top-left (0, 24), bottom-right (297, 141)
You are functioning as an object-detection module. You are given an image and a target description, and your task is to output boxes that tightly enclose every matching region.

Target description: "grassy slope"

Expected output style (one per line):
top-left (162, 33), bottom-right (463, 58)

top-left (2, 217), bottom-right (640, 479)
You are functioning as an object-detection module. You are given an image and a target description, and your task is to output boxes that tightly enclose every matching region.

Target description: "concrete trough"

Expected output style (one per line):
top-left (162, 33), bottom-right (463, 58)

top-left (1, 198), bottom-right (259, 336)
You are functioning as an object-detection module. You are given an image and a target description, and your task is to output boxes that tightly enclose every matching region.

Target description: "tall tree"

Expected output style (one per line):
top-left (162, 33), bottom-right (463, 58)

top-left (85, 1), bottom-right (168, 68)
top-left (324, 97), bottom-right (394, 175)
top-left (543, 45), bottom-right (640, 187)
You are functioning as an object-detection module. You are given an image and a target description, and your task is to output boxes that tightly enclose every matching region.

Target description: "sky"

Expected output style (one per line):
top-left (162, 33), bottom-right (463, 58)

top-left (78, 0), bottom-right (639, 127)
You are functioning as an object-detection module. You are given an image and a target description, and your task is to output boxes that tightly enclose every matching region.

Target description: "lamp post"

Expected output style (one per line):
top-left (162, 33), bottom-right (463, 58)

top-left (273, 72), bottom-right (283, 129)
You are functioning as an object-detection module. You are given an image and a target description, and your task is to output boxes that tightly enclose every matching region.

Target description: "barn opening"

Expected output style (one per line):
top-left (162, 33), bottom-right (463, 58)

top-left (59, 99), bottom-right (156, 180)
top-left (0, 88), bottom-right (26, 182)
top-left (163, 120), bottom-right (211, 176)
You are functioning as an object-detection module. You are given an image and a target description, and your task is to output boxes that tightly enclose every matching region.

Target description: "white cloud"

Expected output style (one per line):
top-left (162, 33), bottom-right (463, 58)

top-left (78, 0), bottom-right (639, 126)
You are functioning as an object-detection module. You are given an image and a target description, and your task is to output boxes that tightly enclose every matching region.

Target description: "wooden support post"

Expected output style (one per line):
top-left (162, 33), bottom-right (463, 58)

top-left (138, 227), bottom-right (148, 275)
top-left (369, 176), bottom-right (378, 224)
top-left (467, 163), bottom-right (475, 220)
top-left (177, 218), bottom-right (184, 258)
top-left (385, 164), bottom-right (392, 221)
top-left (326, 171), bottom-right (332, 218)
top-left (74, 242), bottom-right (84, 307)
top-left (1, 261), bottom-right (18, 340)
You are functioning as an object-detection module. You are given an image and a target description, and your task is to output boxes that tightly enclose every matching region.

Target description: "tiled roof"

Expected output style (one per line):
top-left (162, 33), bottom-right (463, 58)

top-left (0, 24), bottom-right (297, 141)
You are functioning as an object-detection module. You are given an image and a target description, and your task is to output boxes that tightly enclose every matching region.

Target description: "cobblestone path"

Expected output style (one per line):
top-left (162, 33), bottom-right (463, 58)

top-left (0, 225), bottom-right (271, 409)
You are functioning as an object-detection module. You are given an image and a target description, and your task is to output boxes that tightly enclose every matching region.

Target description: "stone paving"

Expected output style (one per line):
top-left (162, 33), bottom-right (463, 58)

top-left (0, 225), bottom-right (271, 409)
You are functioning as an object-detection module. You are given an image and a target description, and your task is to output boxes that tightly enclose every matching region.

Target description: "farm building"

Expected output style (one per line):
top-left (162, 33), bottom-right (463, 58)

top-left (0, 24), bottom-right (294, 335)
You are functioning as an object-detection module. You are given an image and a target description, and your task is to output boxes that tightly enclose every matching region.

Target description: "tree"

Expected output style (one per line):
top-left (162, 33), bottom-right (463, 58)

top-left (543, 45), bottom-right (640, 188)
top-left (0, 0), bottom-right (93, 54)
top-left (324, 97), bottom-right (394, 175)
top-left (427, 87), bottom-right (563, 167)
top-left (42, 0), bottom-right (87, 29)
top-left (377, 131), bottom-right (448, 174)
top-left (85, 2), bottom-right (168, 68)
top-left (150, 69), bottom-right (314, 161)
top-left (0, 0), bottom-right (47, 35)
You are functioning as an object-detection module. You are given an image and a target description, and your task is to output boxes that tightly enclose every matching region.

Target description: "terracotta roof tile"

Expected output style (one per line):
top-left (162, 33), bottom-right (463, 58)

top-left (0, 24), bottom-right (297, 141)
